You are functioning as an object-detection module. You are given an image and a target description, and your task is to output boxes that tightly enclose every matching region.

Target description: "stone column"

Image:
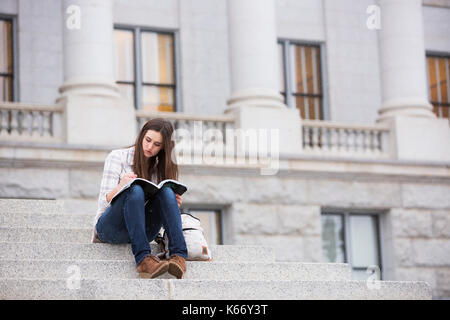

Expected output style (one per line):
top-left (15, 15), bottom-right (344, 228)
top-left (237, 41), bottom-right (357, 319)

top-left (376, 0), bottom-right (435, 121)
top-left (225, 0), bottom-right (302, 158)
top-left (57, 0), bottom-right (136, 146)
top-left (376, 0), bottom-right (450, 162)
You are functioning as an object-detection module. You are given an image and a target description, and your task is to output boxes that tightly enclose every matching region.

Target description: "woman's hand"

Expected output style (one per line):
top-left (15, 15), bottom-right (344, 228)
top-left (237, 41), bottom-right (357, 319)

top-left (106, 172), bottom-right (137, 203)
top-left (119, 172), bottom-right (137, 188)
top-left (175, 194), bottom-right (182, 207)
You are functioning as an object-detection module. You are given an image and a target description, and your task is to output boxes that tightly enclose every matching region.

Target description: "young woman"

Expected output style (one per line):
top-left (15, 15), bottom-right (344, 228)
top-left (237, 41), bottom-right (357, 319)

top-left (93, 118), bottom-right (188, 279)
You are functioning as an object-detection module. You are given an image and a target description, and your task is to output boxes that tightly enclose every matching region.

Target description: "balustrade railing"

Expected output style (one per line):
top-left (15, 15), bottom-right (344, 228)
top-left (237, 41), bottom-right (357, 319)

top-left (136, 110), bottom-right (236, 160)
top-left (302, 120), bottom-right (391, 158)
top-left (0, 103), bottom-right (392, 160)
top-left (0, 102), bottom-right (64, 142)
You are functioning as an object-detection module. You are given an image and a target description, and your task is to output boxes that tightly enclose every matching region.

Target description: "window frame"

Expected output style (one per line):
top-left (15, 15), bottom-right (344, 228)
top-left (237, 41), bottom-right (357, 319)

top-left (180, 204), bottom-right (225, 245)
top-left (321, 210), bottom-right (384, 280)
top-left (426, 51), bottom-right (450, 120)
top-left (0, 14), bottom-right (17, 102)
top-left (113, 24), bottom-right (180, 112)
top-left (278, 38), bottom-right (328, 120)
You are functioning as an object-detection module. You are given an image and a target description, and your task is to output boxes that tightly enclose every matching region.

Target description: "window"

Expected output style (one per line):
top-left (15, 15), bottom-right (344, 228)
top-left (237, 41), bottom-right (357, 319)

top-left (180, 207), bottom-right (223, 245)
top-left (114, 27), bottom-right (177, 112)
top-left (321, 211), bottom-right (382, 280)
top-left (0, 17), bottom-right (13, 102)
top-left (279, 40), bottom-right (324, 120)
top-left (427, 54), bottom-right (450, 119)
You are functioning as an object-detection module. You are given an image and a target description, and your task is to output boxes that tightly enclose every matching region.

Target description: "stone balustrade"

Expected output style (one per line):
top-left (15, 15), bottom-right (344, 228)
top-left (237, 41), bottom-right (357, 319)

top-left (136, 110), bottom-right (237, 162)
top-left (0, 102), bottom-right (64, 143)
top-left (302, 120), bottom-right (391, 158)
top-left (0, 102), bottom-right (394, 159)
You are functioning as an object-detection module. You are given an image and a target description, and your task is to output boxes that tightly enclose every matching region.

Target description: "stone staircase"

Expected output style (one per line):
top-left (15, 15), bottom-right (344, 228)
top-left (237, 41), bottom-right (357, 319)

top-left (0, 199), bottom-right (431, 299)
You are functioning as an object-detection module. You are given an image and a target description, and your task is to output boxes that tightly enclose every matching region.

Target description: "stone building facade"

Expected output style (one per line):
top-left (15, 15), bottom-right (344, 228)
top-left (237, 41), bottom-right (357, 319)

top-left (0, 0), bottom-right (449, 298)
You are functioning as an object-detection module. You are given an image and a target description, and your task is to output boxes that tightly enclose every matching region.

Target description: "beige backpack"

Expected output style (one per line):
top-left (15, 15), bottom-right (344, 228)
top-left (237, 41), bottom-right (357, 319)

top-left (156, 213), bottom-right (212, 261)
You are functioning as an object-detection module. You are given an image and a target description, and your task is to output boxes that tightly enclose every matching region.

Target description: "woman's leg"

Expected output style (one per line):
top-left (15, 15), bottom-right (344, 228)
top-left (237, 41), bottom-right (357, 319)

top-left (96, 184), bottom-right (151, 266)
top-left (150, 186), bottom-right (188, 259)
top-left (143, 202), bottom-right (163, 243)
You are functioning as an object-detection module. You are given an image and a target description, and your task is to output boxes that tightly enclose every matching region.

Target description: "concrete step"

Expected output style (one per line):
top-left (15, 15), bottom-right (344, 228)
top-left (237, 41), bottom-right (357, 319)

top-left (0, 278), bottom-right (169, 300)
top-left (0, 198), bottom-right (97, 216)
top-left (0, 259), bottom-right (351, 281)
top-left (170, 279), bottom-right (432, 300)
top-left (0, 212), bottom-right (95, 229)
top-left (0, 278), bottom-right (431, 300)
top-left (0, 227), bottom-right (92, 243)
top-left (61, 198), bottom-right (98, 215)
top-left (0, 199), bottom-right (65, 215)
top-left (0, 242), bottom-right (275, 263)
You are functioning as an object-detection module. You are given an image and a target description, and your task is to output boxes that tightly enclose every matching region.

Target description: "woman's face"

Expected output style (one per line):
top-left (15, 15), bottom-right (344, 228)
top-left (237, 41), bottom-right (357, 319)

top-left (142, 130), bottom-right (163, 158)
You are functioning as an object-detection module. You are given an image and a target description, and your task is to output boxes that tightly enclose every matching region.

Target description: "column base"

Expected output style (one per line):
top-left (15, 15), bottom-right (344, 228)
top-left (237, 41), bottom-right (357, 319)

top-left (376, 97), bottom-right (436, 122)
top-left (383, 115), bottom-right (450, 162)
top-left (225, 89), bottom-right (303, 157)
top-left (57, 93), bottom-right (137, 147)
top-left (57, 77), bottom-right (122, 99)
top-left (225, 88), bottom-right (286, 111)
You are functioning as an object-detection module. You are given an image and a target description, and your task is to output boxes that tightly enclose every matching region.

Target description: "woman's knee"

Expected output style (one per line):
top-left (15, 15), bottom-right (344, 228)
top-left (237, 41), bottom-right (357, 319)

top-left (127, 184), bottom-right (146, 203)
top-left (158, 186), bottom-right (175, 200)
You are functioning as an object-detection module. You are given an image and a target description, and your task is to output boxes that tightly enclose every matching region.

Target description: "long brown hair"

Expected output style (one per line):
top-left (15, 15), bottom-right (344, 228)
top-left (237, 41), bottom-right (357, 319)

top-left (132, 118), bottom-right (178, 183)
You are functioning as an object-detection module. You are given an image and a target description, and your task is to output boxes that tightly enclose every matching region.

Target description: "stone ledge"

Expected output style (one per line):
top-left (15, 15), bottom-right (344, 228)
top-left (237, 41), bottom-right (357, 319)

top-left (0, 242), bottom-right (276, 263)
top-left (0, 278), bottom-right (432, 300)
top-left (1, 142), bottom-right (449, 183)
top-left (0, 259), bottom-right (352, 281)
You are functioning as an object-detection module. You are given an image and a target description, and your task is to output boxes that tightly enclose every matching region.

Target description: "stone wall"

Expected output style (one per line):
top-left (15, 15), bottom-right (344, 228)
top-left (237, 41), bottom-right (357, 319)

top-left (1, 145), bottom-right (449, 298)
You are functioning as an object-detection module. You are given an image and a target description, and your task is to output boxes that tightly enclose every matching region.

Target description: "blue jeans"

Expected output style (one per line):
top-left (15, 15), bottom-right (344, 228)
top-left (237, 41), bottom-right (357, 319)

top-left (95, 184), bottom-right (188, 266)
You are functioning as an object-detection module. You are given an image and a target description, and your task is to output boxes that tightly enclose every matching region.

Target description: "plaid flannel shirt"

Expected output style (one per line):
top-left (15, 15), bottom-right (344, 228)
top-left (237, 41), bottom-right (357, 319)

top-left (93, 146), bottom-right (159, 242)
top-left (94, 146), bottom-right (136, 228)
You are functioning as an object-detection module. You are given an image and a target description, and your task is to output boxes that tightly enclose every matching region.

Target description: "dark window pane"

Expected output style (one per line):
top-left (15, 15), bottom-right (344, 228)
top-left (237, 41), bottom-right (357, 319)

top-left (279, 43), bottom-right (285, 93)
top-left (321, 214), bottom-right (346, 263)
top-left (115, 27), bottom-right (177, 111)
top-left (114, 29), bottom-right (134, 82)
top-left (305, 46), bottom-right (314, 94)
top-left (308, 96), bottom-right (316, 120)
top-left (292, 45), bottom-right (305, 94)
top-left (428, 57), bottom-right (438, 103)
top-left (427, 55), bottom-right (450, 119)
top-left (141, 32), bottom-right (174, 85)
top-left (294, 95), bottom-right (305, 119)
top-left (442, 105), bottom-right (449, 118)
top-left (0, 20), bottom-right (13, 74)
top-left (142, 85), bottom-right (174, 112)
top-left (0, 76), bottom-right (13, 101)
top-left (349, 215), bottom-right (379, 268)
top-left (438, 58), bottom-right (448, 105)
top-left (289, 43), bottom-right (323, 120)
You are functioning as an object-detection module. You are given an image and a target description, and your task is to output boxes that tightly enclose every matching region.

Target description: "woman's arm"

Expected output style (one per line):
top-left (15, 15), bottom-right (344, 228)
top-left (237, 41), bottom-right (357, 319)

top-left (106, 172), bottom-right (137, 202)
top-left (98, 151), bottom-right (122, 209)
top-left (106, 184), bottom-right (122, 203)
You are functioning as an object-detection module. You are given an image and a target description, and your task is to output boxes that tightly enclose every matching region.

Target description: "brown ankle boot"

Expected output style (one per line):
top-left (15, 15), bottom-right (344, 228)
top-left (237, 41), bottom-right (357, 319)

top-left (137, 255), bottom-right (169, 279)
top-left (168, 255), bottom-right (186, 279)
